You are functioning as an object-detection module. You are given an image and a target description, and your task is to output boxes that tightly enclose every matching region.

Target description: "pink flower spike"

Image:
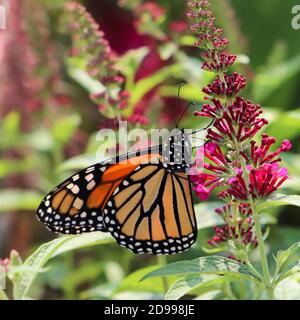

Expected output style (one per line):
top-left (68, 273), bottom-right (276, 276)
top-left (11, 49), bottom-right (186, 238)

top-left (227, 163), bottom-right (290, 199)
top-left (250, 135), bottom-right (293, 166)
top-left (208, 203), bottom-right (257, 247)
top-left (202, 73), bottom-right (246, 98)
top-left (187, 1), bottom-right (292, 252)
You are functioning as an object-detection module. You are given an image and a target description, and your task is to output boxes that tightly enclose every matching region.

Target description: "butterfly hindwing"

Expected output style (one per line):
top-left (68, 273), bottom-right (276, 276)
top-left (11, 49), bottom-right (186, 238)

top-left (103, 164), bottom-right (197, 255)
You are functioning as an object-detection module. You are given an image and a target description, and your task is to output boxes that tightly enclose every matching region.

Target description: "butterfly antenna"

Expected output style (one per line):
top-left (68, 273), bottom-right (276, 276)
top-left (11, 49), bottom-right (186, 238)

top-left (190, 118), bottom-right (215, 135)
top-left (175, 82), bottom-right (186, 128)
top-left (176, 102), bottom-right (197, 128)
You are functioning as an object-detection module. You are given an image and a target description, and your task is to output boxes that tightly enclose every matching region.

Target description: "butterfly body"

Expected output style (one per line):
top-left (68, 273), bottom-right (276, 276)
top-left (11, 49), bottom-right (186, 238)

top-left (37, 129), bottom-right (197, 255)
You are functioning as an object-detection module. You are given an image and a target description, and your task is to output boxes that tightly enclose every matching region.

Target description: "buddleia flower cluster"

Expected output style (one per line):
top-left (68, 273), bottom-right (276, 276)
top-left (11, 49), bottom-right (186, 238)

top-left (187, 0), bottom-right (292, 254)
top-left (65, 2), bottom-right (148, 127)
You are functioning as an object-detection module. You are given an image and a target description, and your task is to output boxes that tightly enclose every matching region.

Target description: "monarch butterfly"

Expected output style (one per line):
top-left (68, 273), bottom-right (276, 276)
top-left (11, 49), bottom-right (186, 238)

top-left (37, 95), bottom-right (212, 255)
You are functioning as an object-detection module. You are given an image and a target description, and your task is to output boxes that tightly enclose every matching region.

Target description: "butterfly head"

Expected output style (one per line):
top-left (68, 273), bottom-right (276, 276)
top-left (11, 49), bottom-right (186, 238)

top-left (162, 128), bottom-right (192, 169)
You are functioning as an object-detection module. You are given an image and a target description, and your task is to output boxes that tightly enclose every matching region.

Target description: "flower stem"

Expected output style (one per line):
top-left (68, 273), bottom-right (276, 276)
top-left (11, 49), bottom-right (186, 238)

top-left (249, 197), bottom-right (274, 299)
top-left (157, 255), bottom-right (168, 294)
top-left (239, 153), bottom-right (274, 299)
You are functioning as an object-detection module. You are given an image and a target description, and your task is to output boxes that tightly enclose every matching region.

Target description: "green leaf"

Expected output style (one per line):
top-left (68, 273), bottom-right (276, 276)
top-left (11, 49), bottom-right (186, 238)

top-left (272, 228), bottom-right (300, 253)
top-left (25, 128), bottom-right (54, 152)
top-left (252, 54), bottom-right (300, 103)
top-left (194, 202), bottom-right (224, 229)
top-left (142, 256), bottom-right (259, 282)
top-left (79, 283), bottom-right (117, 300)
top-left (165, 274), bottom-right (225, 300)
top-left (56, 154), bottom-right (98, 172)
top-left (235, 54), bottom-right (250, 65)
top-left (273, 242), bottom-right (300, 286)
top-left (136, 13), bottom-right (166, 40)
top-left (2, 112), bottom-right (20, 136)
top-left (178, 35), bottom-right (197, 47)
top-left (13, 237), bottom-right (70, 300)
top-left (66, 56), bottom-right (105, 94)
top-left (115, 265), bottom-right (166, 295)
top-left (265, 108), bottom-right (300, 142)
top-left (13, 232), bottom-right (112, 299)
top-left (0, 189), bottom-right (43, 212)
top-left (0, 159), bottom-right (33, 178)
top-left (175, 54), bottom-right (213, 86)
top-left (0, 112), bottom-right (21, 149)
top-left (274, 275), bottom-right (300, 300)
top-left (59, 262), bottom-right (106, 292)
top-left (194, 290), bottom-right (221, 300)
top-left (256, 194), bottom-right (300, 213)
top-left (276, 260), bottom-right (300, 284)
top-left (117, 47), bottom-right (149, 85)
top-left (275, 242), bottom-right (300, 270)
top-left (159, 43), bottom-right (178, 60)
top-left (159, 84), bottom-right (206, 103)
top-left (129, 64), bottom-right (183, 109)
top-left (51, 232), bottom-right (113, 258)
top-left (10, 250), bottom-right (22, 267)
top-left (282, 153), bottom-right (300, 177)
top-left (51, 115), bottom-right (81, 146)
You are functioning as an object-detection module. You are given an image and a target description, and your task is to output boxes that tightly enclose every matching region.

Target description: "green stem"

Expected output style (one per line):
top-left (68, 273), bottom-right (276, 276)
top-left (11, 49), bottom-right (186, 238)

top-left (0, 288), bottom-right (9, 300)
top-left (232, 202), bottom-right (241, 240)
top-left (219, 72), bottom-right (227, 86)
top-left (250, 198), bottom-right (274, 299)
top-left (157, 256), bottom-right (168, 294)
top-left (239, 154), bottom-right (274, 300)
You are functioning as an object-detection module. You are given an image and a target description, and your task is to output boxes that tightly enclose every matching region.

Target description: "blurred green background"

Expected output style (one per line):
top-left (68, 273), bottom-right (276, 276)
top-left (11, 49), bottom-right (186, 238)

top-left (0, 0), bottom-right (300, 299)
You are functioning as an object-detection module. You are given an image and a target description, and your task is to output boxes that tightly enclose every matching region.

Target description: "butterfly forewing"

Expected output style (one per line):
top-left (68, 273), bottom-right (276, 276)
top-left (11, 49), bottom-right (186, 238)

top-left (37, 163), bottom-right (110, 234)
top-left (36, 153), bottom-right (162, 235)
